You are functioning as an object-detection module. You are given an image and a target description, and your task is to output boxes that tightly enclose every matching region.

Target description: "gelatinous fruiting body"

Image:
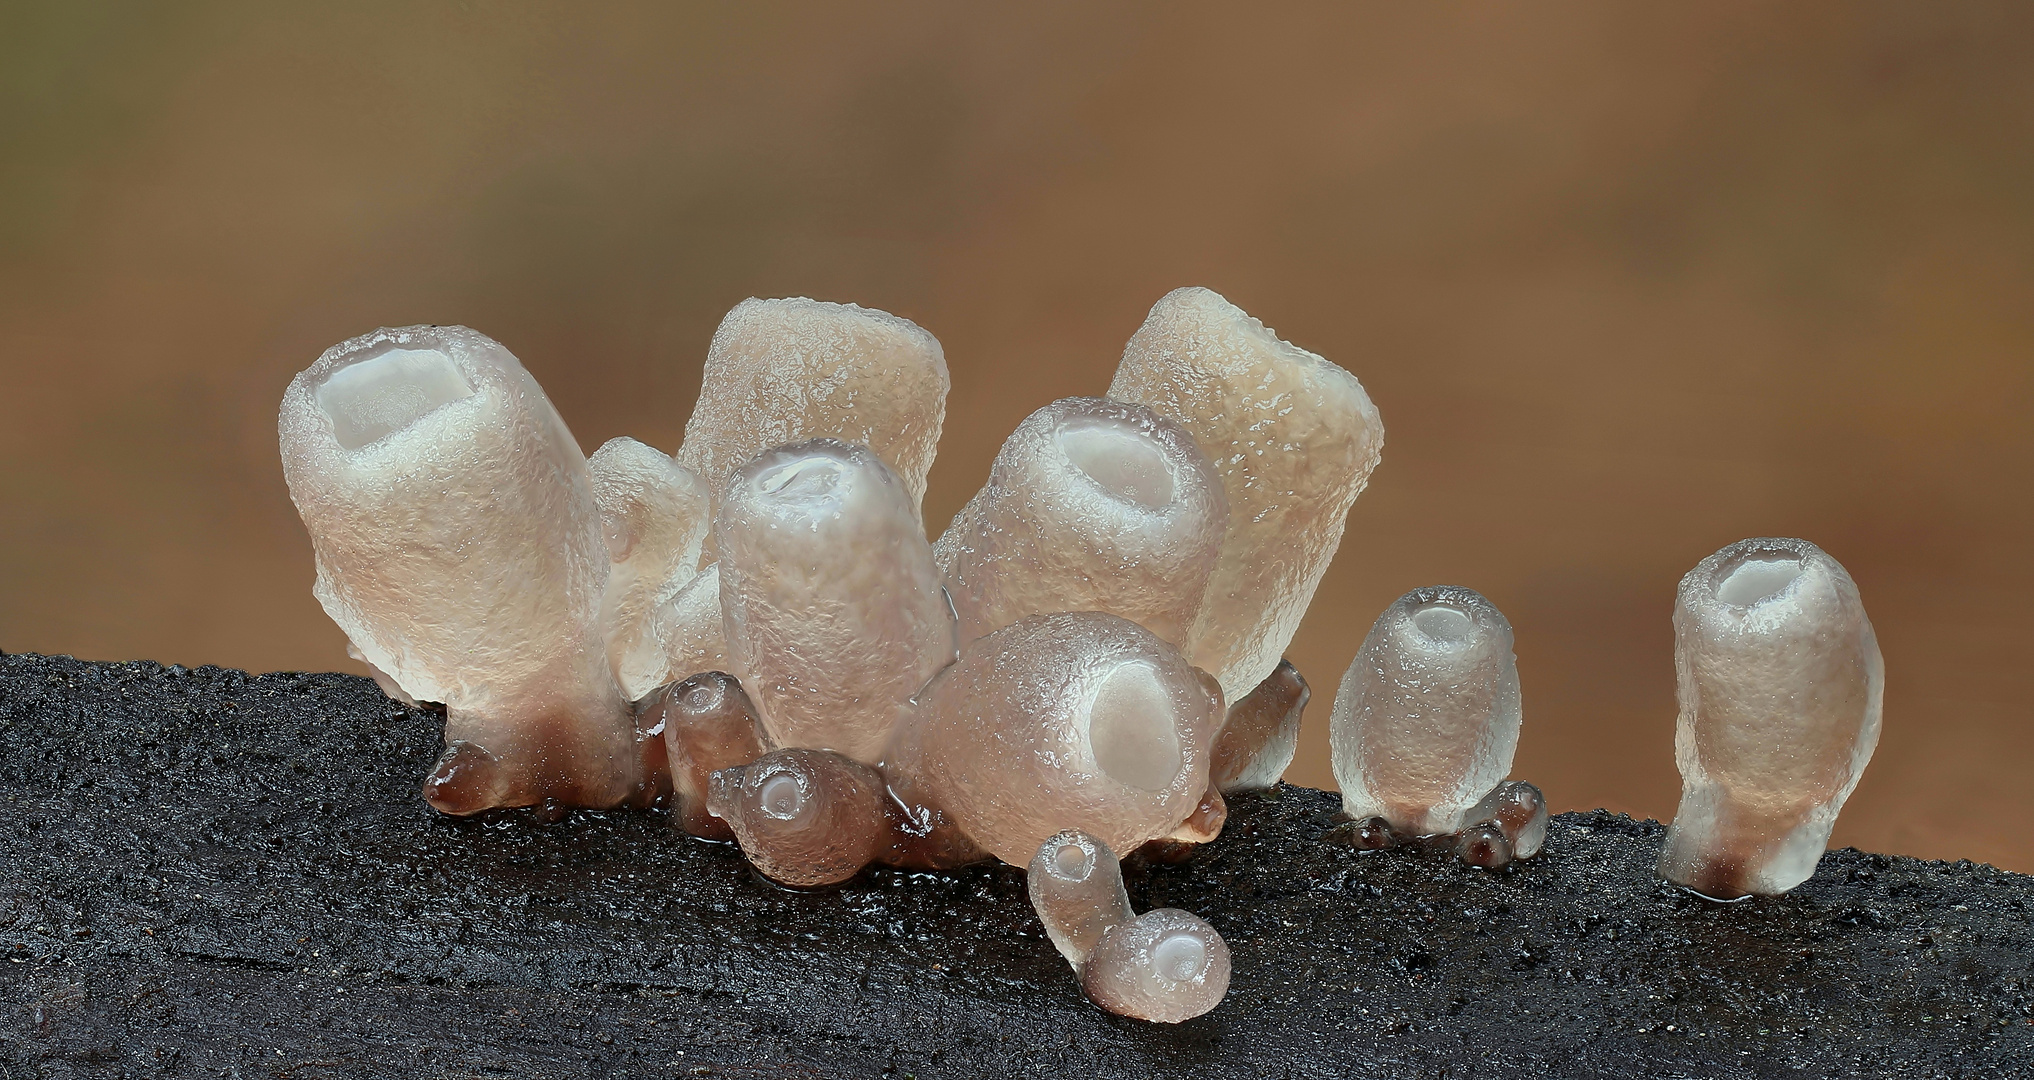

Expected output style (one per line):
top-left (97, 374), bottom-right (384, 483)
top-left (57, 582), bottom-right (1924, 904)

top-left (893, 612), bottom-right (1222, 867)
top-left (716, 440), bottom-right (957, 763)
top-left (677, 297), bottom-right (948, 539)
top-left (706, 748), bottom-right (890, 888)
top-left (1028, 830), bottom-right (1135, 966)
top-left (1082, 909), bottom-right (1231, 1024)
top-left (934, 397), bottom-right (1227, 648)
top-left (649, 562), bottom-right (730, 686)
top-left (1659, 537), bottom-right (1883, 898)
top-left (1209, 658), bottom-right (1310, 794)
top-left (1026, 831), bottom-right (1231, 1022)
top-left (1136, 785), bottom-right (1230, 864)
top-left (589, 438), bottom-right (712, 702)
top-left (1109, 287), bottom-right (1384, 702)
top-left (1329, 586), bottom-right (1521, 836)
top-left (278, 325), bottom-right (635, 814)
top-left (1453, 781), bottom-right (1549, 868)
top-left (639, 671), bottom-right (770, 840)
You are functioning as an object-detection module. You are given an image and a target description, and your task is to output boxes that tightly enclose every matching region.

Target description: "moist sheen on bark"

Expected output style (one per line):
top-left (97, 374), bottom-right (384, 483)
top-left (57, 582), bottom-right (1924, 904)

top-left (2, 652), bottom-right (2028, 1079)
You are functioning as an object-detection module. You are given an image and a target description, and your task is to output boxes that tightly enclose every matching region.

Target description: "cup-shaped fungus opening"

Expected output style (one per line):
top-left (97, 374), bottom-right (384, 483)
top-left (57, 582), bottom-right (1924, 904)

top-left (758, 770), bottom-right (806, 820)
top-left (681, 674), bottom-right (732, 715)
top-left (1055, 418), bottom-right (1177, 509)
top-left (1051, 835), bottom-right (1096, 880)
top-left (753, 452), bottom-right (847, 509)
top-left (1027, 829), bottom-right (1134, 967)
top-left (1714, 549), bottom-right (1808, 607)
top-left (1087, 661), bottom-right (1183, 792)
top-left (1409, 602), bottom-right (1475, 644)
top-left (315, 346), bottom-right (475, 450)
top-left (1080, 908), bottom-right (1231, 1023)
top-left (1152, 930), bottom-right (1212, 983)
top-left (707, 749), bottom-right (888, 888)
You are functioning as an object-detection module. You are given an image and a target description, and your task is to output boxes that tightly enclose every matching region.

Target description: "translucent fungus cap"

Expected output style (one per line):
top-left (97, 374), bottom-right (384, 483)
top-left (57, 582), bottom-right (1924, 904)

top-left (678, 297), bottom-right (949, 538)
top-left (933, 397), bottom-right (1228, 649)
top-left (716, 439), bottom-right (956, 763)
top-left (1329, 585), bottom-right (1522, 835)
top-left (1209, 658), bottom-right (1309, 794)
top-left (1027, 830), bottom-right (1135, 966)
top-left (1661, 537), bottom-right (1883, 897)
top-left (1080, 909), bottom-right (1231, 1023)
top-left (706, 748), bottom-right (889, 888)
top-left (1110, 286), bottom-right (1384, 702)
top-left (895, 612), bottom-right (1222, 866)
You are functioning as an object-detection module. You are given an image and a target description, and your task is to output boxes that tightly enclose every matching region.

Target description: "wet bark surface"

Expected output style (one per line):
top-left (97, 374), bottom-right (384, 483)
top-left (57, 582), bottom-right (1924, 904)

top-left (1, 651), bottom-right (2029, 1079)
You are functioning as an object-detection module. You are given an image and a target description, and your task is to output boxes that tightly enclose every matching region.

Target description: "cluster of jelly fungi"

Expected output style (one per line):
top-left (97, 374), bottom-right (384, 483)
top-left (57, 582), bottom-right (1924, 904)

top-left (278, 288), bottom-right (1881, 1021)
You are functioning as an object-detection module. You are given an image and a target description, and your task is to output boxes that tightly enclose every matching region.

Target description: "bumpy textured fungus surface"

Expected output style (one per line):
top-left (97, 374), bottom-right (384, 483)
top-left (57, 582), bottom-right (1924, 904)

top-left (677, 297), bottom-right (949, 536)
top-left (1330, 585), bottom-right (1522, 836)
top-left (588, 437), bottom-right (712, 701)
top-left (716, 440), bottom-right (956, 763)
top-left (1209, 658), bottom-right (1310, 794)
top-left (893, 612), bottom-right (1223, 867)
top-left (1028, 830), bottom-right (1135, 966)
top-left (1083, 908), bottom-right (1232, 1024)
top-left (706, 749), bottom-right (891, 888)
top-left (1660, 537), bottom-right (1884, 899)
top-left (638, 671), bottom-right (769, 841)
top-left (1028, 831), bottom-right (1230, 1022)
top-left (4, 654), bottom-right (2030, 1078)
top-left (278, 326), bottom-right (636, 814)
top-left (934, 397), bottom-right (1227, 648)
top-left (1109, 286), bottom-right (1385, 702)
top-left (653, 561), bottom-right (731, 684)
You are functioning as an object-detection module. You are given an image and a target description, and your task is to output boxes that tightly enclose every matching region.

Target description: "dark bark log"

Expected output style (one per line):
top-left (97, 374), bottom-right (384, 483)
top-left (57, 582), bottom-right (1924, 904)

top-left (1, 651), bottom-right (2029, 1078)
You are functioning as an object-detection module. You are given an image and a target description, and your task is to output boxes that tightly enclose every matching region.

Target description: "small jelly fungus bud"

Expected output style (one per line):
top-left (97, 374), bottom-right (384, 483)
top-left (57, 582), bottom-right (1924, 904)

top-left (1462, 780), bottom-right (1549, 860)
top-left (1135, 786), bottom-right (1230, 864)
top-left (1454, 823), bottom-right (1514, 868)
top-left (717, 440), bottom-right (956, 763)
top-left (1329, 585), bottom-right (1522, 836)
top-left (1027, 830), bottom-right (1135, 967)
top-left (1081, 909), bottom-right (1231, 1023)
top-left (650, 671), bottom-right (770, 841)
top-left (1322, 816), bottom-right (1398, 851)
top-left (1660, 537), bottom-right (1883, 898)
top-left (706, 749), bottom-right (889, 888)
top-left (933, 397), bottom-right (1227, 649)
top-left (1109, 286), bottom-right (1384, 703)
top-left (1209, 658), bottom-right (1309, 794)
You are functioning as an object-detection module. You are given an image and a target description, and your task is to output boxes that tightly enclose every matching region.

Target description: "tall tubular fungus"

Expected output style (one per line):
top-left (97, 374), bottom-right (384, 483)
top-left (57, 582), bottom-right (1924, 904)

top-left (934, 397), bottom-right (1227, 648)
top-left (278, 326), bottom-right (636, 813)
top-left (892, 611), bottom-right (1222, 867)
top-left (1109, 286), bottom-right (1384, 703)
top-left (1329, 586), bottom-right (1522, 836)
top-left (678, 297), bottom-right (949, 530)
top-left (1659, 537), bottom-right (1883, 898)
top-left (716, 439), bottom-right (957, 763)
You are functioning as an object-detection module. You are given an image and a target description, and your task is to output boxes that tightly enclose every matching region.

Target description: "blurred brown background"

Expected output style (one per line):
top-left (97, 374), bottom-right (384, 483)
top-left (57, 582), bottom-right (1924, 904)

top-left (3, 3), bottom-right (2030, 869)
